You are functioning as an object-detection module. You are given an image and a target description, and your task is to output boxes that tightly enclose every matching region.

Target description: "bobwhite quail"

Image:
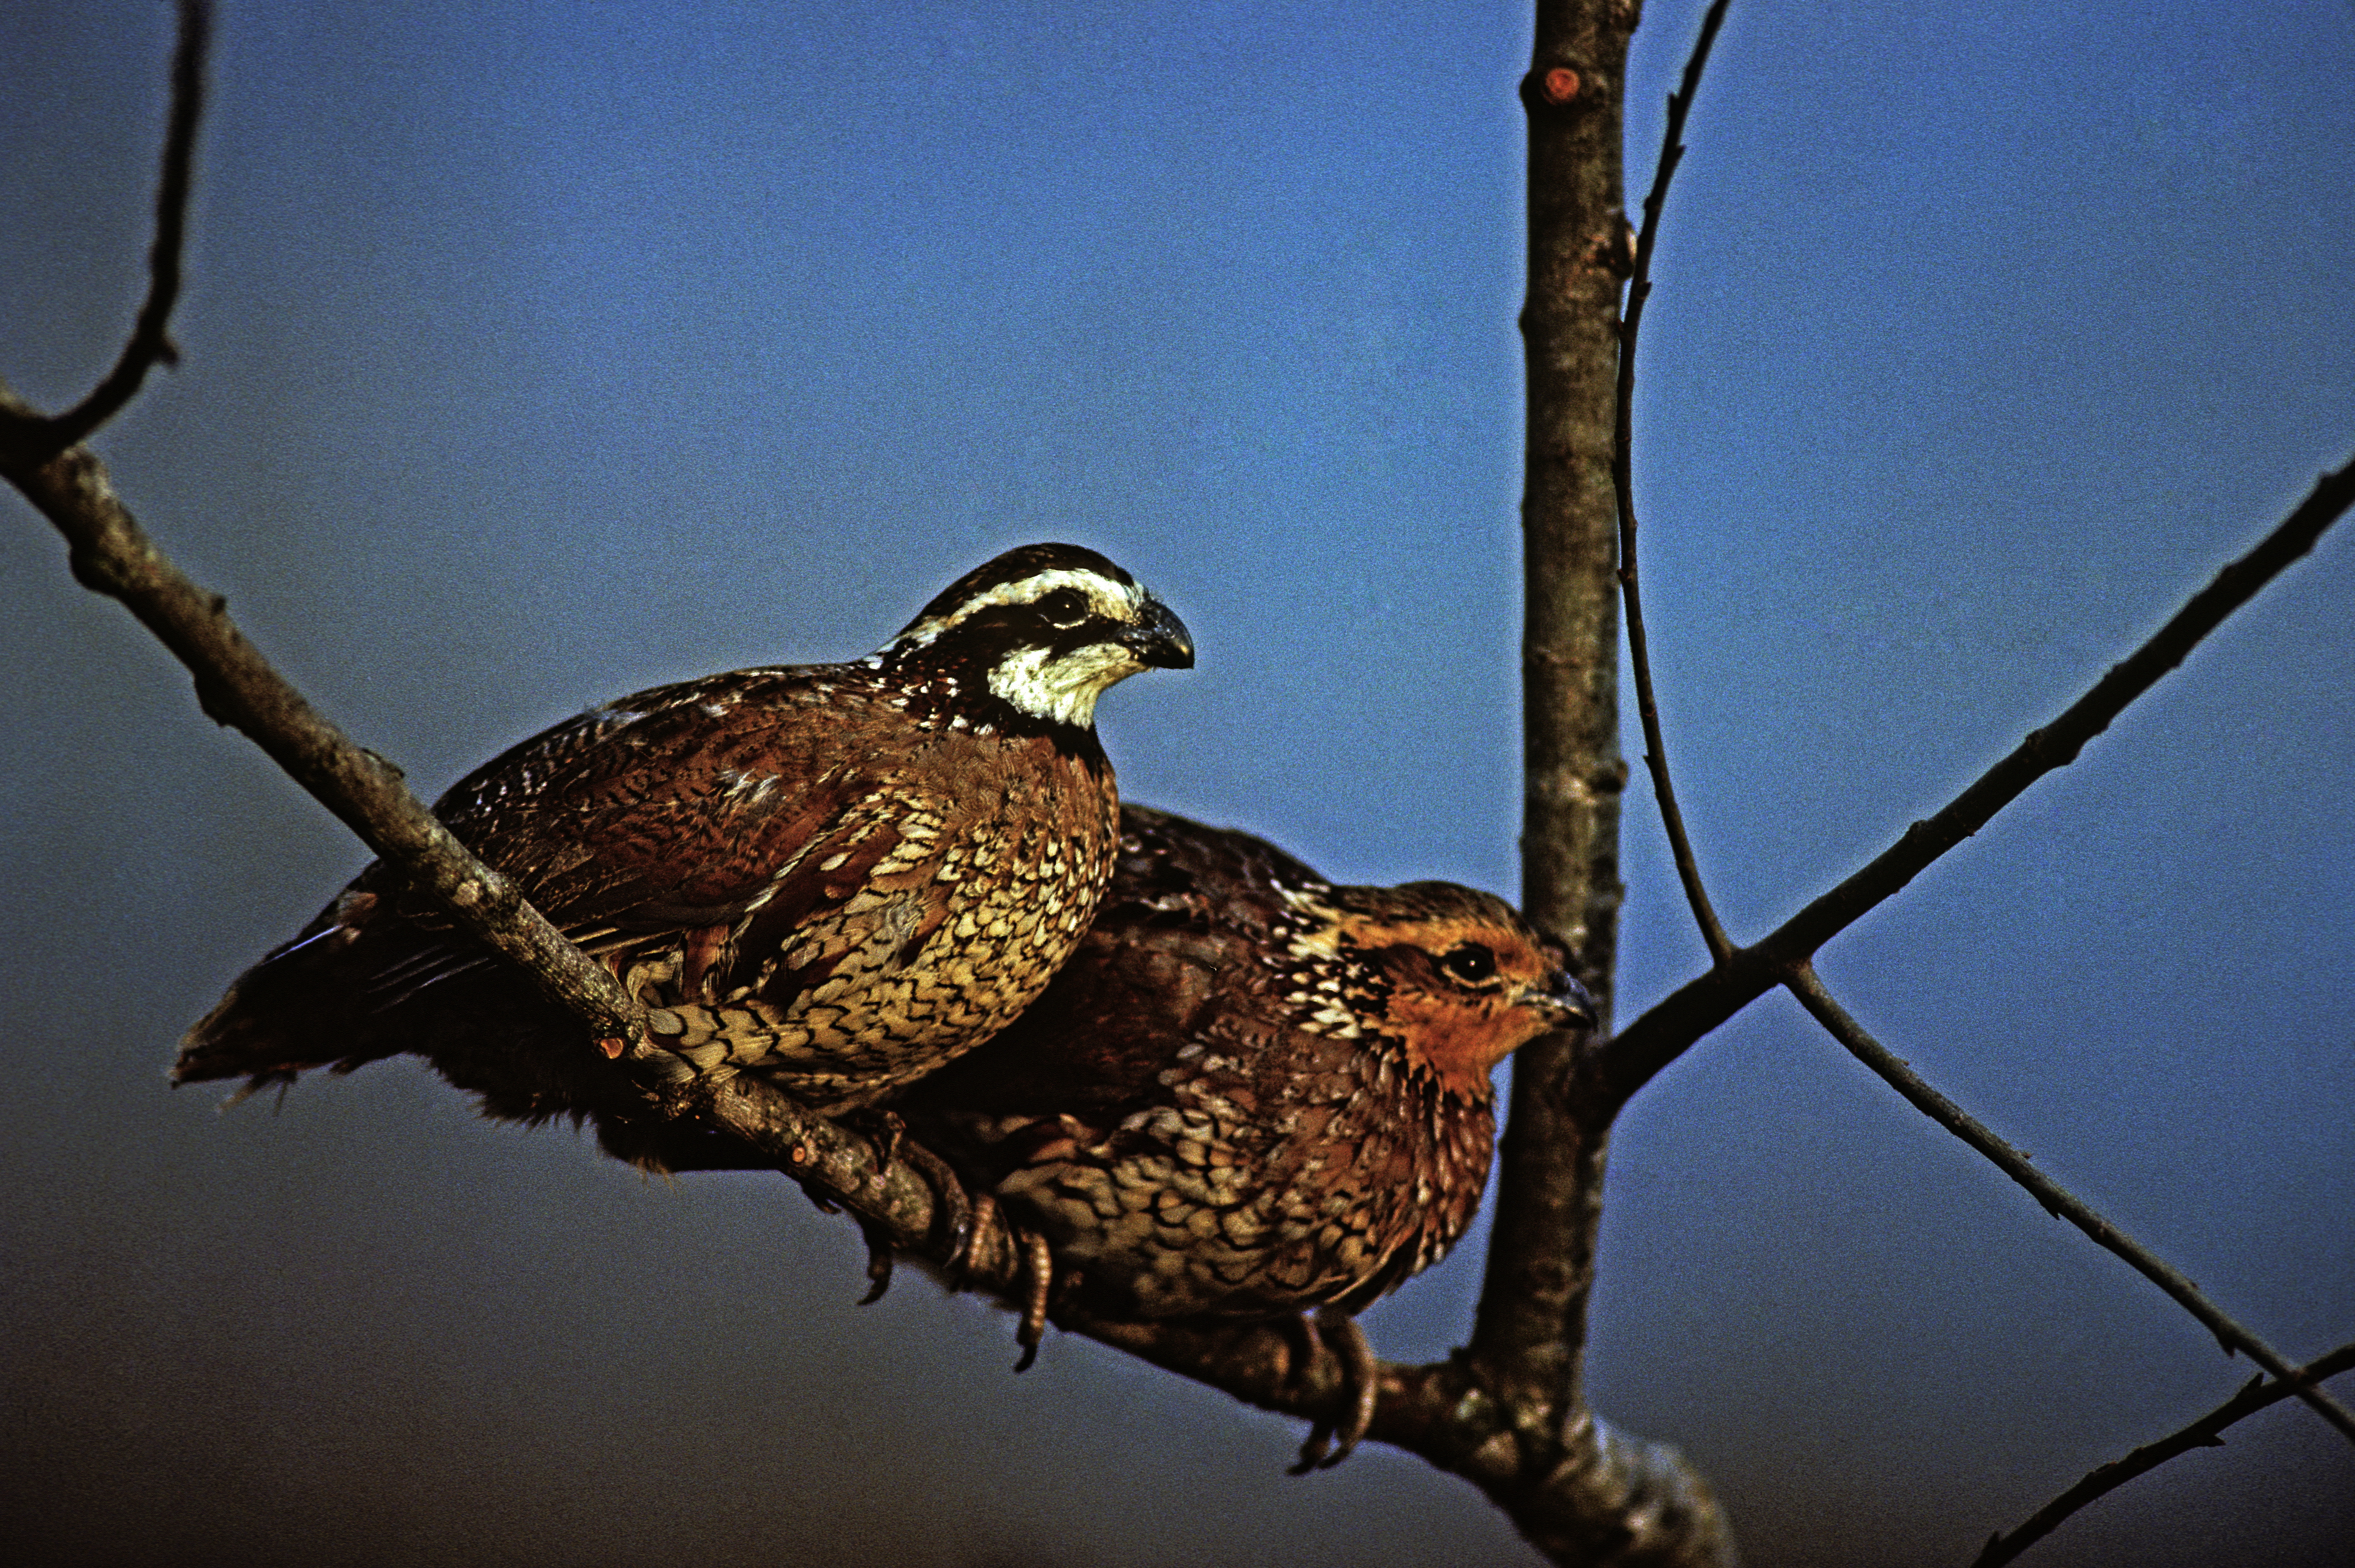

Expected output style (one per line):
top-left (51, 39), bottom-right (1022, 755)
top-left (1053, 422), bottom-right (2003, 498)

top-left (176, 544), bottom-right (1193, 1145)
top-left (898, 803), bottom-right (1591, 1461)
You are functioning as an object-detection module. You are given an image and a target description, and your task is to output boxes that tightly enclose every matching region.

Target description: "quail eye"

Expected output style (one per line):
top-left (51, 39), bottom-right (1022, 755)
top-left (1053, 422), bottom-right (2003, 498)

top-left (1035, 587), bottom-right (1089, 628)
top-left (1439, 943), bottom-right (1497, 984)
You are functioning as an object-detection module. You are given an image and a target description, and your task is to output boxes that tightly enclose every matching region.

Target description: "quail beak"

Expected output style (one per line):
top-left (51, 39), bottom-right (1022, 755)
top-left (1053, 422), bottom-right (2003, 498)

top-left (1529, 970), bottom-right (1598, 1034)
top-left (1117, 596), bottom-right (1195, 670)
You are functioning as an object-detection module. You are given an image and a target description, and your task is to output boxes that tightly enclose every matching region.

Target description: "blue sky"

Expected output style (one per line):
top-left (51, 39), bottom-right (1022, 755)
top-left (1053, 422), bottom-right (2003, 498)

top-left (4, 3), bottom-right (2351, 1564)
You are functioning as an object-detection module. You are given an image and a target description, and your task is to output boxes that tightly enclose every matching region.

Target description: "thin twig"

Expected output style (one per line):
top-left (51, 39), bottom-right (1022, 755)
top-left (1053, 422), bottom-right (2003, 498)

top-left (1975, 1342), bottom-right (2355, 1567)
top-left (0, 0), bottom-right (211, 466)
top-left (1598, 455), bottom-right (2355, 1114)
top-left (1782, 964), bottom-right (2355, 1447)
top-left (1614, 0), bottom-right (1735, 965)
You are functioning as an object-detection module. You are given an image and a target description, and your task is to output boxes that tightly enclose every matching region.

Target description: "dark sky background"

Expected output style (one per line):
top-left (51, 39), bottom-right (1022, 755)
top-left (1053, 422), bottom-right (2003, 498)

top-left (4, 2), bottom-right (2351, 1564)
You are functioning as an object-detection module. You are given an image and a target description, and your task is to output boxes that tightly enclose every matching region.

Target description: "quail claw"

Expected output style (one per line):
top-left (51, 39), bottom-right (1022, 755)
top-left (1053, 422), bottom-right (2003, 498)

top-left (844, 1108), bottom-right (908, 1187)
top-left (1289, 1308), bottom-right (1377, 1474)
top-left (856, 1218), bottom-right (896, 1306)
top-left (888, 1137), bottom-right (979, 1268)
top-left (1012, 1229), bottom-right (1056, 1372)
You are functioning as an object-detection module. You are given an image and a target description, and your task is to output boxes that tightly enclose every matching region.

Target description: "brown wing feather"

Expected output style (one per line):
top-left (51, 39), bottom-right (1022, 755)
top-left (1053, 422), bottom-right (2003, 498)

top-left (429, 667), bottom-right (886, 937)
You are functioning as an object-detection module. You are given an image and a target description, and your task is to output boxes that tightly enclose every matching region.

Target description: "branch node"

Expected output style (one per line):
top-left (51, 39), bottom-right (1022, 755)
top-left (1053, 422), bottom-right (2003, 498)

top-left (1519, 64), bottom-right (1604, 118)
top-left (67, 544), bottom-right (130, 598)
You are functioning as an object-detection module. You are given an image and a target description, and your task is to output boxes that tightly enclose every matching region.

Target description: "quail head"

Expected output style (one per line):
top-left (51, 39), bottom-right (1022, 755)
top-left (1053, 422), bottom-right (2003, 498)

top-left (175, 543), bottom-right (1193, 1141)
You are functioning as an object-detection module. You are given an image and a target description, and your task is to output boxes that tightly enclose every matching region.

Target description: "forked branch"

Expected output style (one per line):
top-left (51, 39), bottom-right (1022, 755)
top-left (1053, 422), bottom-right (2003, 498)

top-left (0, 0), bottom-right (211, 468)
top-left (1590, 0), bottom-right (2355, 1522)
top-left (1600, 454), bottom-right (2355, 1114)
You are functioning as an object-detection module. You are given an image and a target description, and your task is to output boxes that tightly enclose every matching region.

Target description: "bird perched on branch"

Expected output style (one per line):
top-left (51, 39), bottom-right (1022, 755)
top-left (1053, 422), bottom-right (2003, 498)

top-left (898, 804), bottom-right (1593, 1465)
top-left (176, 543), bottom-right (1193, 1139)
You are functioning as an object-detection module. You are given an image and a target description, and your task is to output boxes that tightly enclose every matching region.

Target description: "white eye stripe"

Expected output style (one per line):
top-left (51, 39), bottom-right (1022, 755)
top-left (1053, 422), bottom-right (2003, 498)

top-left (887, 568), bottom-right (1141, 651)
top-left (955, 568), bottom-right (1135, 622)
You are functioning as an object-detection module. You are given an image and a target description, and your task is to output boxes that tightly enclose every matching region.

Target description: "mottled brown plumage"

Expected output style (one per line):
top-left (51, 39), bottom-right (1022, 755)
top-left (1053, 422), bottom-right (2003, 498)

top-left (175, 544), bottom-right (1192, 1137)
top-left (901, 805), bottom-right (1593, 1327)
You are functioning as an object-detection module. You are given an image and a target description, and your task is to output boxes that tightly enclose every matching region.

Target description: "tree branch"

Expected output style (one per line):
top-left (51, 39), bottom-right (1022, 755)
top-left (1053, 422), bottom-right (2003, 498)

top-left (3, 10), bottom-right (1747, 1560)
top-left (3, 377), bottom-right (1742, 1563)
top-left (0, 395), bottom-right (649, 1054)
top-left (694, 1075), bottom-right (1739, 1568)
top-left (1974, 1342), bottom-right (2355, 1567)
top-left (0, 0), bottom-right (211, 468)
top-left (1782, 964), bottom-right (2355, 1447)
top-left (1456, 2), bottom-right (1742, 1557)
top-left (1614, 0), bottom-right (1736, 965)
top-left (1601, 454), bottom-right (2355, 1112)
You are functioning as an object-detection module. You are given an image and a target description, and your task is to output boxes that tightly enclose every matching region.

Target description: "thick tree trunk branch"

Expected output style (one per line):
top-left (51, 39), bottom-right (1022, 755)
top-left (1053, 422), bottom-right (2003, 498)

top-left (1454, 0), bottom-right (1739, 1561)
top-left (1478, 0), bottom-right (1637, 1415)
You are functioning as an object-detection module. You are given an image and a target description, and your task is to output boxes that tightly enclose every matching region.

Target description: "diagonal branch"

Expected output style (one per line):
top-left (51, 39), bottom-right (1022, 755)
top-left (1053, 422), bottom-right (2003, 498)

top-left (1614, 0), bottom-right (1736, 965)
top-left (1975, 1342), bottom-right (2355, 1567)
top-left (0, 0), bottom-right (211, 468)
top-left (1782, 963), bottom-right (2355, 1447)
top-left (1600, 453), bottom-right (2355, 1114)
top-left (0, 390), bottom-right (648, 1055)
top-left (5, 401), bottom-right (1732, 1566)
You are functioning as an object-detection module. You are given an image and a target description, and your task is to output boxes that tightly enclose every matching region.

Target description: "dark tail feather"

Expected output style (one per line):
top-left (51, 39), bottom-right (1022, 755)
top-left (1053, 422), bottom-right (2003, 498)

top-left (174, 907), bottom-right (422, 1096)
top-left (176, 895), bottom-right (629, 1131)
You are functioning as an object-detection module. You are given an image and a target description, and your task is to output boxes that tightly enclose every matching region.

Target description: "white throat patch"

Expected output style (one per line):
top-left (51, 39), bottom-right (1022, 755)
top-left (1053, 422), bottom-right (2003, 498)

top-left (986, 640), bottom-right (1150, 727)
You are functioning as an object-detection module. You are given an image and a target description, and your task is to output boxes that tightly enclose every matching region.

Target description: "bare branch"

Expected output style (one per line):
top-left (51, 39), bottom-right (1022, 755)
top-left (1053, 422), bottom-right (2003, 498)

top-left (1976, 1343), bottom-right (2355, 1567)
top-left (1782, 964), bottom-right (2355, 1447)
top-left (0, 399), bottom-right (649, 1054)
top-left (0, 0), bottom-right (211, 467)
top-left (1602, 454), bottom-right (2355, 1112)
top-left (3, 13), bottom-right (1744, 1557)
top-left (1615, 0), bottom-right (1736, 965)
